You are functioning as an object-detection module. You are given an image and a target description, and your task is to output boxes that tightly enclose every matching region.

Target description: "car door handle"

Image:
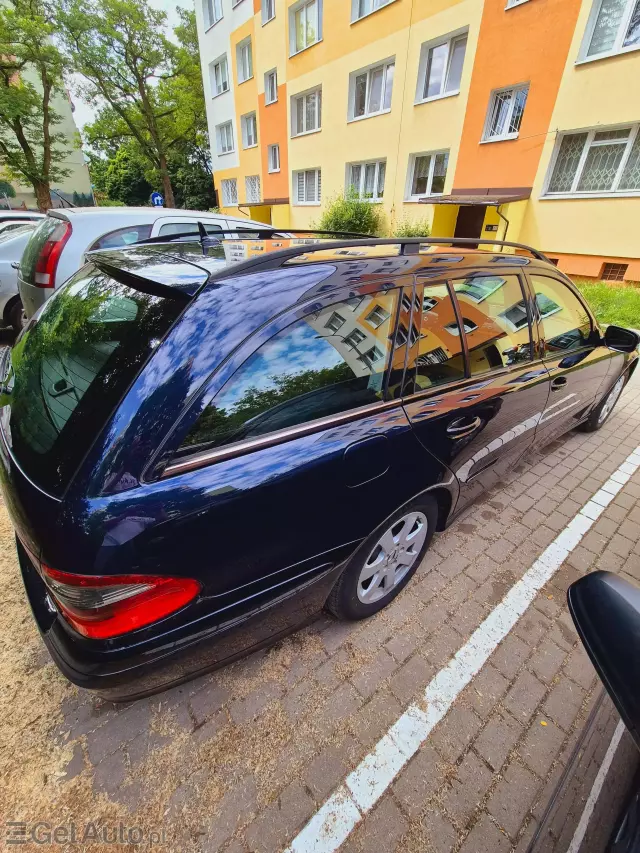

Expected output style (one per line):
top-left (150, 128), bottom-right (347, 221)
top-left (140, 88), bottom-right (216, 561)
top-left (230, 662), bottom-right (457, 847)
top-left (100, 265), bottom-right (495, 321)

top-left (11, 262), bottom-right (19, 270)
top-left (551, 376), bottom-right (568, 392)
top-left (446, 416), bottom-right (482, 437)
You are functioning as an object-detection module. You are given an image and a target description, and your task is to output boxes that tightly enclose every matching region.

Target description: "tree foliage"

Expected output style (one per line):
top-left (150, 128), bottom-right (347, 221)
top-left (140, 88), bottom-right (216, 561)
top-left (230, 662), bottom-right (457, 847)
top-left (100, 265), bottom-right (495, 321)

top-left (314, 189), bottom-right (384, 236)
top-left (0, 0), bottom-right (73, 209)
top-left (392, 217), bottom-right (431, 238)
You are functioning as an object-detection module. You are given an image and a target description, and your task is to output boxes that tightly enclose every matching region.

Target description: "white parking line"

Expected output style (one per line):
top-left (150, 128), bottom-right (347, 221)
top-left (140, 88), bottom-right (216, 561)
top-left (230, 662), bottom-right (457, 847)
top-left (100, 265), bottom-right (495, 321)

top-left (566, 719), bottom-right (626, 853)
top-left (285, 445), bottom-right (640, 853)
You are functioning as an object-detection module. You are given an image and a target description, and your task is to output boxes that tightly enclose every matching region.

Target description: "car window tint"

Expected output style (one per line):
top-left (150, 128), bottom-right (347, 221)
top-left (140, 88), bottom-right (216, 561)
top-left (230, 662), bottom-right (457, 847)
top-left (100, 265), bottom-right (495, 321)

top-left (90, 224), bottom-right (152, 250)
top-left (157, 222), bottom-right (223, 237)
top-left (530, 275), bottom-right (593, 354)
top-left (177, 289), bottom-right (400, 456)
top-left (408, 283), bottom-right (465, 392)
top-left (452, 274), bottom-right (532, 374)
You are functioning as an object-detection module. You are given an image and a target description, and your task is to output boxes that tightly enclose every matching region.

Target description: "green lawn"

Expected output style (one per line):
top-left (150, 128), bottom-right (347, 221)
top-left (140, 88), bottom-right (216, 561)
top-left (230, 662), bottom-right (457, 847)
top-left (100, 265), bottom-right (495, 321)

top-left (574, 279), bottom-right (640, 330)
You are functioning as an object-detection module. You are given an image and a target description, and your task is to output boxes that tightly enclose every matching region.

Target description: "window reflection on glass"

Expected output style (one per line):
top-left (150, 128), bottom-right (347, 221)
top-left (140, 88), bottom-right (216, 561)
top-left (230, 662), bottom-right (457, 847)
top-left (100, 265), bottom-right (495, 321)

top-left (178, 290), bottom-right (399, 455)
top-left (408, 283), bottom-right (465, 390)
top-left (530, 275), bottom-right (593, 353)
top-left (453, 275), bottom-right (532, 374)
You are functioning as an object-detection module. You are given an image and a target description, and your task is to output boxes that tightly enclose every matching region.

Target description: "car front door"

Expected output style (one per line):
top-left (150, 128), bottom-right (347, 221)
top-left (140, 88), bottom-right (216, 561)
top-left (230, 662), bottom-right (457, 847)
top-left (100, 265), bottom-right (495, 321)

top-left (402, 270), bottom-right (551, 514)
top-left (528, 273), bottom-right (613, 447)
top-left (151, 218), bottom-right (225, 241)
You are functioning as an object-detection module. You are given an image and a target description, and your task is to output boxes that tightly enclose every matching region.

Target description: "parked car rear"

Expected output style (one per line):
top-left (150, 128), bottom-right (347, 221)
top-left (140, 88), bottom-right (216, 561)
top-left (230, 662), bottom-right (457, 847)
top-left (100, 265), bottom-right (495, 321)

top-left (18, 207), bottom-right (267, 319)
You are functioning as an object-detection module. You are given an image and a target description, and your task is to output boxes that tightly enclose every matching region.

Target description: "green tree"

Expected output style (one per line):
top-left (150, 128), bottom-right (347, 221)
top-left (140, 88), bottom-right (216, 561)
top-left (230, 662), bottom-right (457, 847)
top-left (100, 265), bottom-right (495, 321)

top-left (314, 189), bottom-right (384, 236)
top-left (0, 179), bottom-right (16, 198)
top-left (392, 217), bottom-right (431, 238)
top-left (0, 0), bottom-right (72, 209)
top-left (104, 145), bottom-right (152, 206)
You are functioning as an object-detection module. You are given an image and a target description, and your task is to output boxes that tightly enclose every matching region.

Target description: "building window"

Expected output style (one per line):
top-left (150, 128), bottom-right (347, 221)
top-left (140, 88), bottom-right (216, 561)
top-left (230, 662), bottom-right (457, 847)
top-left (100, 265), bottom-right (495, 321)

top-left (506, 0), bottom-right (531, 6)
top-left (406, 151), bottom-right (449, 200)
top-left (221, 178), bottom-right (238, 206)
top-left (365, 304), bottom-right (390, 328)
top-left (546, 124), bottom-right (640, 195)
top-left (351, 0), bottom-right (395, 21)
top-left (417, 32), bottom-right (467, 102)
top-left (265, 69), bottom-right (278, 104)
top-left (262, 0), bottom-right (275, 24)
top-left (291, 87), bottom-right (322, 135)
top-left (348, 160), bottom-right (386, 201)
top-left (349, 59), bottom-right (395, 120)
top-left (216, 121), bottom-right (234, 155)
top-left (237, 38), bottom-right (253, 83)
top-left (344, 328), bottom-right (366, 349)
top-left (290, 0), bottom-right (321, 55)
top-left (482, 84), bottom-right (529, 142)
top-left (241, 112), bottom-right (258, 148)
top-left (268, 143), bottom-right (280, 173)
top-left (245, 175), bottom-right (261, 203)
top-left (602, 262), bottom-right (629, 281)
top-left (325, 311), bottom-right (346, 332)
top-left (582, 0), bottom-right (640, 60)
top-left (209, 56), bottom-right (229, 97)
top-left (203, 0), bottom-right (222, 28)
top-left (294, 169), bottom-right (321, 204)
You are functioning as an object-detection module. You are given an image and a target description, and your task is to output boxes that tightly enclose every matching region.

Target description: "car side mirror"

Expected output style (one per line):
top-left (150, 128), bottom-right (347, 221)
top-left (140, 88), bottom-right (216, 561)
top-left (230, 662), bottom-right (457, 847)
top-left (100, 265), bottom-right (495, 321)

top-left (604, 324), bottom-right (640, 353)
top-left (568, 571), bottom-right (640, 752)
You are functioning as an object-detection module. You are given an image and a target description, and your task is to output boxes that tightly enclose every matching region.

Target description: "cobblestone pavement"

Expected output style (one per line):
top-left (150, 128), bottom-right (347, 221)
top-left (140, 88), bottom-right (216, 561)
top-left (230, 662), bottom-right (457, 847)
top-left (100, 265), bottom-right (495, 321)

top-left (3, 372), bottom-right (640, 853)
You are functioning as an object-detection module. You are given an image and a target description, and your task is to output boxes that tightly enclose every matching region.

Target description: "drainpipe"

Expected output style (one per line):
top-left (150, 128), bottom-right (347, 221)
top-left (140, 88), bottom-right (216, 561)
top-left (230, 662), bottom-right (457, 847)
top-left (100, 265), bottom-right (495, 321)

top-left (496, 204), bottom-right (510, 242)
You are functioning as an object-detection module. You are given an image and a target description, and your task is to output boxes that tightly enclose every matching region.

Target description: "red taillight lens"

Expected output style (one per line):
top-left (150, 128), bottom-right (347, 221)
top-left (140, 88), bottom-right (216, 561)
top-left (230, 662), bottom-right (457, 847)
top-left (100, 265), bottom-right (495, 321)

top-left (34, 221), bottom-right (72, 288)
top-left (39, 564), bottom-right (200, 639)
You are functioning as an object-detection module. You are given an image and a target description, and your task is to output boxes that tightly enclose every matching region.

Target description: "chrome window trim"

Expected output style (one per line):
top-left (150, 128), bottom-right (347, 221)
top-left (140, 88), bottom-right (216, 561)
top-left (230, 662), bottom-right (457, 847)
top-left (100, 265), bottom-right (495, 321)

top-left (162, 398), bottom-right (401, 479)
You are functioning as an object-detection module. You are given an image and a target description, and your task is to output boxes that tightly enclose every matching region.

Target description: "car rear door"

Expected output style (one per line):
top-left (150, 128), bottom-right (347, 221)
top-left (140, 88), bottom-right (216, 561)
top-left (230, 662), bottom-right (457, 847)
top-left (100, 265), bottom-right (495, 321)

top-left (402, 269), bottom-right (551, 514)
top-left (528, 272), bottom-right (613, 446)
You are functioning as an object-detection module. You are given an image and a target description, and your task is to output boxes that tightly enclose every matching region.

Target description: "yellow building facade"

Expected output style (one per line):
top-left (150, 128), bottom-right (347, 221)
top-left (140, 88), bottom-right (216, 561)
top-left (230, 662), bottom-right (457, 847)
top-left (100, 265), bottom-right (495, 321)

top-left (196, 0), bottom-right (640, 281)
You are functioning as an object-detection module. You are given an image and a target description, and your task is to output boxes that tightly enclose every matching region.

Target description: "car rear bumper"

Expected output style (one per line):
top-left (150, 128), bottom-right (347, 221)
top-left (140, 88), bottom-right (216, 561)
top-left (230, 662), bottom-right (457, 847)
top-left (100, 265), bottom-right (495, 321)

top-left (18, 538), bottom-right (343, 701)
top-left (18, 276), bottom-right (49, 319)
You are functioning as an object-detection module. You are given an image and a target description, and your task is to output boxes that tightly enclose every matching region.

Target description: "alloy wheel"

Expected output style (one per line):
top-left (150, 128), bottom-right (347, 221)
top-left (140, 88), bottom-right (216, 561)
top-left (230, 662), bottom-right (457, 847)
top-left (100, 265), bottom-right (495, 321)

top-left (357, 511), bottom-right (428, 604)
top-left (598, 375), bottom-right (625, 425)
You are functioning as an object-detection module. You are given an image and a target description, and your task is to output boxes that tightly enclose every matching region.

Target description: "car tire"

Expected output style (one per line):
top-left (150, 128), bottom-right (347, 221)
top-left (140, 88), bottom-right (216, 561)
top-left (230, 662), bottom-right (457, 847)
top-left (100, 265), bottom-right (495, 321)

top-left (326, 496), bottom-right (438, 621)
top-left (8, 299), bottom-right (26, 334)
top-left (578, 371), bottom-right (627, 433)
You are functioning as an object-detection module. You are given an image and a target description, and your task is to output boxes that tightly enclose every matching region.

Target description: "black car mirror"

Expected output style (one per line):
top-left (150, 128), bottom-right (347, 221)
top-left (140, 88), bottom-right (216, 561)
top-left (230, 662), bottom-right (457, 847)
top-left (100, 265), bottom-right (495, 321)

top-left (604, 325), bottom-right (640, 353)
top-left (568, 571), bottom-right (640, 752)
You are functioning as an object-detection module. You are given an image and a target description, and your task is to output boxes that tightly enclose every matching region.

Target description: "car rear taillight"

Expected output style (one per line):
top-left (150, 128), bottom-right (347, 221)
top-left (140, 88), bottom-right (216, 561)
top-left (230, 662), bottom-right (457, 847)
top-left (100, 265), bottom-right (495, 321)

top-left (38, 564), bottom-right (200, 639)
top-left (33, 220), bottom-right (72, 288)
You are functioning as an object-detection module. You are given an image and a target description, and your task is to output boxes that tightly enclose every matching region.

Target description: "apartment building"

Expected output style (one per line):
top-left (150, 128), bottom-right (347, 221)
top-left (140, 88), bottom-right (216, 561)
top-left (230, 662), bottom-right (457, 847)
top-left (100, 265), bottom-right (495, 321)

top-left (196, 0), bottom-right (640, 281)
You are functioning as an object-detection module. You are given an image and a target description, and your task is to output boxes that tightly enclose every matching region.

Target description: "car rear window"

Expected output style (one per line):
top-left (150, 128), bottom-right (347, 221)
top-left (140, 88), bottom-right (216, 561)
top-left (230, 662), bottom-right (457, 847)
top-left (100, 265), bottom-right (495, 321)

top-left (18, 217), bottom-right (60, 286)
top-left (1, 264), bottom-right (185, 495)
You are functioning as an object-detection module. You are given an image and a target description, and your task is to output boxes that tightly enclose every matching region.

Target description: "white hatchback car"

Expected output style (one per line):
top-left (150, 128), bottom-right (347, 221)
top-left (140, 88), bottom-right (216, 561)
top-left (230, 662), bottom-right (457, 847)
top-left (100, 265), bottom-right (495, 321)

top-left (0, 224), bottom-right (38, 330)
top-left (18, 207), bottom-right (267, 318)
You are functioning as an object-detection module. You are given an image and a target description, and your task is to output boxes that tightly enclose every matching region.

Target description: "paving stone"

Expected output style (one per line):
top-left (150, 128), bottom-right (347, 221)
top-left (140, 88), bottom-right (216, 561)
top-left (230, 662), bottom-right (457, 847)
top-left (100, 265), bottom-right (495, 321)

top-left (351, 648), bottom-right (398, 699)
top-left (204, 776), bottom-right (258, 852)
top-left (458, 814), bottom-right (511, 853)
top-left (392, 744), bottom-right (449, 819)
top-left (244, 781), bottom-right (314, 853)
top-left (518, 718), bottom-right (565, 778)
top-left (63, 742), bottom-right (85, 780)
top-left (503, 670), bottom-right (547, 724)
top-left (303, 734), bottom-right (360, 799)
top-left (385, 628), bottom-right (421, 663)
top-left (431, 705), bottom-right (483, 763)
top-left (229, 681), bottom-right (284, 725)
top-left (189, 681), bottom-right (231, 725)
top-left (490, 633), bottom-right (531, 680)
top-left (465, 554), bottom-right (496, 583)
top-left (85, 700), bottom-right (154, 764)
top-left (351, 689), bottom-right (404, 749)
top-left (488, 761), bottom-right (540, 838)
top-left (513, 609), bottom-right (550, 649)
top-left (423, 625), bottom-right (463, 668)
top-left (465, 664), bottom-right (509, 719)
top-left (314, 682), bottom-right (363, 741)
top-left (543, 679), bottom-right (587, 731)
top-left (564, 646), bottom-right (597, 689)
top-left (528, 638), bottom-right (567, 684)
top-left (441, 749), bottom-right (493, 825)
top-left (343, 797), bottom-right (408, 853)
top-left (389, 654), bottom-right (434, 704)
top-left (92, 749), bottom-right (127, 797)
top-left (415, 809), bottom-right (458, 853)
top-left (474, 710), bottom-right (523, 771)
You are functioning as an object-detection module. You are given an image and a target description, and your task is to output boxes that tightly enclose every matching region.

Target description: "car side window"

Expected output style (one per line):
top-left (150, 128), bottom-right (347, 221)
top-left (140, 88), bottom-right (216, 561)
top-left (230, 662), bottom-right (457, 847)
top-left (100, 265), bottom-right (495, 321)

top-left (176, 289), bottom-right (400, 457)
top-left (89, 224), bottom-right (152, 250)
top-left (407, 283), bottom-right (466, 392)
top-left (157, 222), bottom-right (223, 237)
top-left (452, 274), bottom-right (533, 375)
top-left (530, 275), bottom-right (593, 354)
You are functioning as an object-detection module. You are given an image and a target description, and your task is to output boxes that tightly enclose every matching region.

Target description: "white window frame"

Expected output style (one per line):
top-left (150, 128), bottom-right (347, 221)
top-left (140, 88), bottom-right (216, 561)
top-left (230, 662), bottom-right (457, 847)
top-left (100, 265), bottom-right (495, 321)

top-left (347, 159), bottom-right (386, 201)
top-left (265, 68), bottom-right (278, 104)
top-left (348, 57), bottom-right (395, 122)
top-left (241, 112), bottom-right (258, 149)
top-left (236, 38), bottom-right (253, 84)
top-left (291, 86), bottom-right (322, 136)
top-left (220, 178), bottom-right (238, 206)
top-left (415, 29), bottom-right (468, 105)
top-left (481, 83), bottom-right (529, 143)
top-left (405, 150), bottom-right (449, 201)
top-left (209, 55), bottom-right (229, 98)
top-left (268, 143), bottom-right (281, 173)
top-left (245, 175), bottom-right (261, 204)
top-left (262, 0), bottom-right (275, 24)
top-left (216, 121), bottom-right (234, 155)
top-left (543, 122), bottom-right (640, 199)
top-left (578, 0), bottom-right (640, 63)
top-left (203, 0), bottom-right (223, 29)
top-left (350, 0), bottom-right (396, 23)
top-left (293, 168), bottom-right (321, 205)
top-left (289, 0), bottom-right (322, 56)
top-left (505, 0), bottom-right (531, 7)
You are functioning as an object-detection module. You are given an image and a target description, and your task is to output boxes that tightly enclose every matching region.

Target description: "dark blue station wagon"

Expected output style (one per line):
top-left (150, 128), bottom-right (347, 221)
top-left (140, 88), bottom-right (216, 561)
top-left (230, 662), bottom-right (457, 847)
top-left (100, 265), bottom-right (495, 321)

top-left (0, 234), bottom-right (637, 699)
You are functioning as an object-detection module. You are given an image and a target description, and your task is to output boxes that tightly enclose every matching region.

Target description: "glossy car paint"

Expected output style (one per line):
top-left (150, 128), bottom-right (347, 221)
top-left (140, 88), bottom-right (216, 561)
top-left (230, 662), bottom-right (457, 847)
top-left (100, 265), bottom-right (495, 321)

top-left (1, 245), bottom-right (636, 698)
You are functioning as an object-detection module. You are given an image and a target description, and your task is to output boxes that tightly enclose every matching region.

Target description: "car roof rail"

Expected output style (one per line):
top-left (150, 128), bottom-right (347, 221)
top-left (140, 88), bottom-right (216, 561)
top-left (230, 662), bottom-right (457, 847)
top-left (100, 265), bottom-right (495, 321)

top-left (133, 225), bottom-right (373, 249)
